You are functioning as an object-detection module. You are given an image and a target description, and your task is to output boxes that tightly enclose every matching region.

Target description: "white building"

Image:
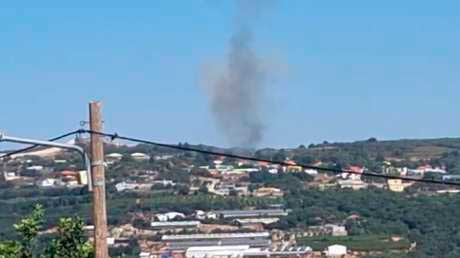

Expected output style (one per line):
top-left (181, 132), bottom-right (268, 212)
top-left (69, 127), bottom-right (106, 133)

top-left (131, 152), bottom-right (150, 161)
top-left (150, 221), bottom-right (200, 230)
top-left (66, 180), bottom-right (79, 187)
top-left (425, 167), bottom-right (447, 174)
top-left (139, 252), bottom-right (151, 258)
top-left (115, 182), bottom-right (152, 192)
top-left (26, 165), bottom-right (44, 171)
top-left (106, 153), bottom-right (123, 159)
top-left (216, 164), bottom-right (234, 172)
top-left (213, 160), bottom-right (223, 165)
top-left (40, 178), bottom-right (56, 187)
top-left (194, 210), bottom-right (218, 220)
top-left (338, 179), bottom-right (368, 190)
top-left (234, 218), bottom-right (280, 226)
top-left (206, 211), bottom-right (218, 220)
top-left (154, 155), bottom-right (174, 160)
top-left (340, 166), bottom-right (365, 180)
top-left (2, 171), bottom-right (19, 181)
top-left (409, 165), bottom-right (447, 176)
top-left (185, 245), bottom-right (312, 258)
top-left (186, 245), bottom-right (250, 258)
top-left (155, 212), bottom-right (185, 222)
top-left (115, 182), bottom-right (137, 192)
top-left (268, 168), bottom-right (279, 174)
top-left (105, 153), bottom-right (123, 164)
top-left (194, 210), bottom-right (206, 220)
top-left (152, 179), bottom-right (176, 187)
top-left (325, 224), bottom-right (348, 237)
top-left (107, 237), bottom-right (115, 246)
top-left (325, 244), bottom-right (347, 257)
top-left (304, 169), bottom-right (318, 176)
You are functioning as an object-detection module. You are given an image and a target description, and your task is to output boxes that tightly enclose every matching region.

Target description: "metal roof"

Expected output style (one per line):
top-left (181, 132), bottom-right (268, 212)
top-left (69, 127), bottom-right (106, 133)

top-left (166, 239), bottom-right (271, 250)
top-left (213, 209), bottom-right (289, 218)
top-left (162, 232), bottom-right (270, 241)
top-left (151, 221), bottom-right (200, 228)
top-left (182, 245), bottom-right (313, 257)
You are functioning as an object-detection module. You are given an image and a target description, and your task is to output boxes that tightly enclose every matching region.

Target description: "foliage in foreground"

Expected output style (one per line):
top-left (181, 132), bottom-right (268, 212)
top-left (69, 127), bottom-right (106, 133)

top-left (0, 204), bottom-right (93, 258)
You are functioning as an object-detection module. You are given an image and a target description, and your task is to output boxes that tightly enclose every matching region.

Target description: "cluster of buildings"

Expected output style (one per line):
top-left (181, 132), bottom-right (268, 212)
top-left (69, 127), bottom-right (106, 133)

top-left (135, 208), bottom-right (316, 258)
top-left (337, 166), bottom-right (368, 191)
top-left (335, 163), bottom-right (453, 193)
top-left (299, 224), bottom-right (348, 238)
top-left (2, 144), bottom-right (456, 258)
top-left (105, 152), bottom-right (175, 164)
top-left (381, 162), bottom-right (451, 192)
top-left (115, 179), bottom-right (176, 192)
top-left (42, 150), bottom-right (460, 196)
top-left (39, 170), bottom-right (88, 187)
top-left (129, 207), bottom-right (355, 258)
top-left (0, 157), bottom-right (89, 188)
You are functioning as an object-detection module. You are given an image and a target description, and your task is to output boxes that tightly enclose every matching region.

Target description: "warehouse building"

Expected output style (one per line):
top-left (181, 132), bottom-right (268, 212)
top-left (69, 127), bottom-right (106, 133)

top-left (151, 221), bottom-right (201, 230)
top-left (213, 209), bottom-right (289, 219)
top-left (185, 245), bottom-right (313, 258)
top-left (162, 232), bottom-right (271, 251)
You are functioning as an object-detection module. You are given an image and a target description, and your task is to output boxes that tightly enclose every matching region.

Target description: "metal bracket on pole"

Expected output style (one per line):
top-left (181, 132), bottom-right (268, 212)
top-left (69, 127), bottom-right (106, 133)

top-left (0, 132), bottom-right (93, 191)
top-left (91, 161), bottom-right (105, 187)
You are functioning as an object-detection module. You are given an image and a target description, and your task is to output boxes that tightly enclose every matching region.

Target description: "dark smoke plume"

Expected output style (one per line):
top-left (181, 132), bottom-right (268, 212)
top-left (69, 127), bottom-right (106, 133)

top-left (202, 0), bottom-right (274, 147)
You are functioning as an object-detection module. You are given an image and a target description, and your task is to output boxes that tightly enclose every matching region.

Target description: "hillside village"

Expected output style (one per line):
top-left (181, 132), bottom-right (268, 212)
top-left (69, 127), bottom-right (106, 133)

top-left (1, 137), bottom-right (460, 257)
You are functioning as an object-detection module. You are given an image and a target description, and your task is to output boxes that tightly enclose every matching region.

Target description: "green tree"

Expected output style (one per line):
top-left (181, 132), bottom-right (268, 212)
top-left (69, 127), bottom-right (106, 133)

top-left (42, 217), bottom-right (93, 258)
top-left (0, 205), bottom-right (93, 258)
top-left (14, 204), bottom-right (44, 258)
top-left (0, 242), bottom-right (20, 258)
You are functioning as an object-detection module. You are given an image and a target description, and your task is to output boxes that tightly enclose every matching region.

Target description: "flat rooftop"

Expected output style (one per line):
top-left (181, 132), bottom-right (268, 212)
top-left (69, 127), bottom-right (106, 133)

top-left (162, 232), bottom-right (270, 241)
top-left (214, 209), bottom-right (289, 218)
top-left (151, 221), bottom-right (200, 228)
top-left (166, 239), bottom-right (271, 250)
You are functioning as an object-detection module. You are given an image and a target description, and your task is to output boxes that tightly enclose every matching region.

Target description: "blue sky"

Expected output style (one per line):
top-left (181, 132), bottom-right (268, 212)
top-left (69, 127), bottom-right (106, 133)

top-left (1, 1), bottom-right (460, 148)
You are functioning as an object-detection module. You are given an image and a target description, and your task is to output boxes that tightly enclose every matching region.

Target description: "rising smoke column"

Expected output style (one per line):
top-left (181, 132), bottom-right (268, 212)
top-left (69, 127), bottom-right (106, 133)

top-left (202, 0), bottom-right (274, 147)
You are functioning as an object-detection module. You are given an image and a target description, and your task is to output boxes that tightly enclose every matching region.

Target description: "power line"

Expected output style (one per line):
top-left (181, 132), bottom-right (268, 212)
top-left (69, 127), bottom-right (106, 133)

top-left (3, 129), bottom-right (457, 187)
top-left (81, 130), bottom-right (460, 187)
top-left (0, 130), bottom-right (82, 159)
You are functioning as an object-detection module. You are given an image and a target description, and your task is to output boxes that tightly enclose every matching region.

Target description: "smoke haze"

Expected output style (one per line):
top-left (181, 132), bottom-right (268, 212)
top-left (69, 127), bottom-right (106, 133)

top-left (201, 0), bottom-right (275, 147)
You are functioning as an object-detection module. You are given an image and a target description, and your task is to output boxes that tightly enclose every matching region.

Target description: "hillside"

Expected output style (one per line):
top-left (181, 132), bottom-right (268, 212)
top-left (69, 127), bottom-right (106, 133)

top-left (302, 137), bottom-right (460, 160)
top-left (247, 137), bottom-right (460, 174)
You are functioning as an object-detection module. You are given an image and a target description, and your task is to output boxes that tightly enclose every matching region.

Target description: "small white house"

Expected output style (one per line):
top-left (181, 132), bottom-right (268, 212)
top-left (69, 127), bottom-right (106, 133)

top-left (154, 155), bottom-right (174, 160)
top-left (106, 152), bottom-right (123, 158)
top-left (153, 180), bottom-right (176, 187)
top-left (155, 212), bottom-right (185, 222)
top-left (40, 178), bottom-right (56, 187)
top-left (213, 160), bottom-right (223, 165)
top-left (304, 169), bottom-right (318, 176)
top-left (26, 165), bottom-right (44, 171)
top-left (2, 171), bottom-right (19, 181)
top-left (185, 245), bottom-right (250, 258)
top-left (139, 252), bottom-right (151, 258)
top-left (326, 244), bottom-right (347, 257)
top-left (105, 153), bottom-right (123, 165)
top-left (268, 168), bottom-right (279, 174)
top-left (107, 237), bottom-right (115, 246)
top-left (115, 182), bottom-right (137, 192)
top-left (195, 210), bottom-right (206, 220)
top-left (115, 182), bottom-right (152, 192)
top-left (131, 152), bottom-right (150, 161)
top-left (206, 211), bottom-right (218, 220)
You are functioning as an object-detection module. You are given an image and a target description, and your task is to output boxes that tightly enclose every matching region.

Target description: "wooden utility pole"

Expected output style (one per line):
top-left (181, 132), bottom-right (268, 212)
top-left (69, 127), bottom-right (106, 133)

top-left (89, 101), bottom-right (108, 258)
